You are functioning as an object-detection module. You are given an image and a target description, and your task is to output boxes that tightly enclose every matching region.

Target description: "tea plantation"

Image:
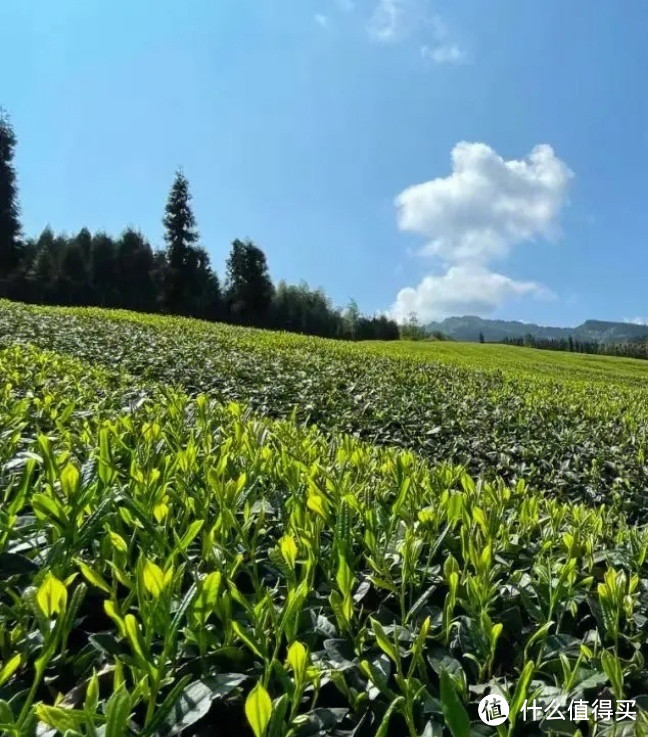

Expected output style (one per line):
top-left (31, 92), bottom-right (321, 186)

top-left (2, 300), bottom-right (648, 736)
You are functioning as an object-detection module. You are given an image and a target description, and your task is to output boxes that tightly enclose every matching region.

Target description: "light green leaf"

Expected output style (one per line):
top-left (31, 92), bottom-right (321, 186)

top-left (245, 682), bottom-right (273, 737)
top-left (105, 686), bottom-right (132, 737)
top-left (142, 559), bottom-right (166, 598)
top-left (371, 618), bottom-right (400, 667)
top-left (286, 641), bottom-right (308, 680)
top-left (36, 573), bottom-right (67, 618)
top-left (0, 654), bottom-right (21, 688)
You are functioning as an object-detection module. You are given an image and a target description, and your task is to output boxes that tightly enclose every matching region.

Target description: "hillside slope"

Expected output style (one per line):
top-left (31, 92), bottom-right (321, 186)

top-left (4, 341), bottom-right (648, 735)
top-left (3, 300), bottom-right (648, 519)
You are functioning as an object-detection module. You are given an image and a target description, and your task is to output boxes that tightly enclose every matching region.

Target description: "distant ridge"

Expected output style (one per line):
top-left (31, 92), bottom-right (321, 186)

top-left (426, 316), bottom-right (648, 344)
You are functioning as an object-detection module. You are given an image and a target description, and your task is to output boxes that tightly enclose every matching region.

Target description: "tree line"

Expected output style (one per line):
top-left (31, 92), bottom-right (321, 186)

top-left (500, 334), bottom-right (648, 361)
top-left (0, 110), bottom-right (399, 340)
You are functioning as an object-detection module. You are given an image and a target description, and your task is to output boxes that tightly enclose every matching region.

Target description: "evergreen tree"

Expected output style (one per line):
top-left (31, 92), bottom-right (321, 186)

top-left (162, 170), bottom-right (198, 313)
top-left (59, 234), bottom-right (90, 305)
top-left (225, 238), bottom-right (274, 325)
top-left (272, 281), bottom-right (342, 337)
top-left (116, 228), bottom-right (155, 311)
top-left (90, 232), bottom-right (118, 307)
top-left (0, 110), bottom-right (22, 284)
top-left (27, 227), bottom-right (56, 302)
top-left (72, 227), bottom-right (93, 265)
top-left (184, 245), bottom-right (221, 319)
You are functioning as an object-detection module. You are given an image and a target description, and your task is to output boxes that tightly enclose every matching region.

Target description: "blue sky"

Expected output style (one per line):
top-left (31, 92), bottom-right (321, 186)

top-left (2, 0), bottom-right (648, 325)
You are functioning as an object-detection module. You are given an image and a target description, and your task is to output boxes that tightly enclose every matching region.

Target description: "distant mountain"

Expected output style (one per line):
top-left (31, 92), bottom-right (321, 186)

top-left (425, 316), bottom-right (648, 344)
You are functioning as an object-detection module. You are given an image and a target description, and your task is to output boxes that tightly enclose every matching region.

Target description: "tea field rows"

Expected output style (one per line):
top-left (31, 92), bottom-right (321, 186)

top-left (2, 340), bottom-right (648, 736)
top-left (3, 301), bottom-right (648, 519)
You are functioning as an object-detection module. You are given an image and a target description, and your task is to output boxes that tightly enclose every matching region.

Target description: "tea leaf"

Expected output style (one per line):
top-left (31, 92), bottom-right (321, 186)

top-left (36, 573), bottom-right (67, 618)
top-left (440, 670), bottom-right (470, 737)
top-left (245, 682), bottom-right (273, 737)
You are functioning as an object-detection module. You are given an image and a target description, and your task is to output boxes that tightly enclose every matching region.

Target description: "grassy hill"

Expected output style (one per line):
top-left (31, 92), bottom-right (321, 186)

top-left (2, 300), bottom-right (648, 735)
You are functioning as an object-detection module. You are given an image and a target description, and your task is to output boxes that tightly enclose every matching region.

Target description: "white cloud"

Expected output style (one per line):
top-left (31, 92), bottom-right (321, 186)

top-left (366, 0), bottom-right (436, 43)
top-left (395, 142), bottom-right (573, 263)
top-left (420, 14), bottom-right (466, 64)
top-left (390, 265), bottom-right (552, 323)
top-left (366, 1), bottom-right (467, 65)
top-left (625, 317), bottom-right (648, 325)
top-left (421, 43), bottom-right (465, 64)
top-left (314, 13), bottom-right (329, 27)
top-left (388, 142), bottom-right (573, 324)
top-left (367, 0), bottom-right (407, 41)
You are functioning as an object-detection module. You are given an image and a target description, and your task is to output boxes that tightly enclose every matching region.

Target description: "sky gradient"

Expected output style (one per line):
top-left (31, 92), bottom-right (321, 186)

top-left (2, 0), bottom-right (648, 324)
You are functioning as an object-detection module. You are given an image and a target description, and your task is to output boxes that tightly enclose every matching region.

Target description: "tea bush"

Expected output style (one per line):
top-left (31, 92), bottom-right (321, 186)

top-left (1, 341), bottom-right (648, 735)
top-left (3, 301), bottom-right (648, 519)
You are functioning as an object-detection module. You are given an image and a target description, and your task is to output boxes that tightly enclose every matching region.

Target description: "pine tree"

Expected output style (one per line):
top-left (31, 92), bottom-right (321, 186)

top-left (225, 239), bottom-right (274, 325)
top-left (163, 170), bottom-right (198, 267)
top-left (0, 109), bottom-right (22, 279)
top-left (162, 170), bottom-right (198, 312)
top-left (117, 228), bottom-right (155, 311)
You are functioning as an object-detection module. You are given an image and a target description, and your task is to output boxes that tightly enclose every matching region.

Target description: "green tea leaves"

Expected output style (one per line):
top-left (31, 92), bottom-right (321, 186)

top-left (1, 309), bottom-right (648, 735)
top-left (440, 671), bottom-right (470, 737)
top-left (36, 573), bottom-right (67, 618)
top-left (245, 683), bottom-right (273, 737)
